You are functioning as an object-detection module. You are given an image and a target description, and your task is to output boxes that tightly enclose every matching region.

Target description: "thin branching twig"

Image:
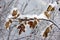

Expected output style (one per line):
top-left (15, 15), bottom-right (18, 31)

top-left (22, 0), bottom-right (31, 13)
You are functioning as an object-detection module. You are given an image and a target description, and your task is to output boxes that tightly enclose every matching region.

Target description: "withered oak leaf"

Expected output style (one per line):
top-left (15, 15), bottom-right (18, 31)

top-left (28, 21), bottom-right (34, 28)
top-left (12, 14), bottom-right (20, 19)
top-left (12, 10), bottom-right (17, 16)
top-left (43, 27), bottom-right (50, 38)
top-left (17, 24), bottom-right (25, 35)
top-left (43, 24), bottom-right (53, 38)
top-left (5, 19), bottom-right (12, 29)
top-left (47, 5), bottom-right (53, 11)
top-left (28, 20), bottom-right (37, 29)
top-left (51, 7), bottom-right (55, 11)
top-left (5, 21), bottom-right (10, 29)
top-left (9, 19), bottom-right (12, 23)
top-left (44, 11), bottom-right (51, 19)
top-left (34, 20), bottom-right (37, 26)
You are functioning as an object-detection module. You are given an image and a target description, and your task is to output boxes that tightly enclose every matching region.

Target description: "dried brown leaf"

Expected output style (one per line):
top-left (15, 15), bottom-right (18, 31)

top-left (43, 27), bottom-right (50, 38)
top-left (28, 20), bottom-right (37, 29)
top-left (12, 10), bottom-right (17, 16)
top-left (28, 21), bottom-right (34, 28)
top-left (33, 20), bottom-right (37, 27)
top-left (47, 5), bottom-right (53, 11)
top-left (17, 24), bottom-right (25, 35)
top-left (44, 11), bottom-right (51, 19)
top-left (5, 21), bottom-right (10, 29)
top-left (9, 19), bottom-right (12, 23)
top-left (51, 7), bottom-right (55, 11)
top-left (49, 24), bottom-right (53, 29)
top-left (19, 29), bottom-right (22, 35)
top-left (43, 24), bottom-right (53, 38)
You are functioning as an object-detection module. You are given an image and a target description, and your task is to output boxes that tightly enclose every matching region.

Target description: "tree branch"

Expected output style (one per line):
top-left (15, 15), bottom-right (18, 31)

top-left (9, 17), bottom-right (60, 30)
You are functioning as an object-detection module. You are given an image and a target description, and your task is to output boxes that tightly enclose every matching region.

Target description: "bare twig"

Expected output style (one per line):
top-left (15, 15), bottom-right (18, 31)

top-left (2, 0), bottom-right (15, 13)
top-left (7, 25), bottom-right (16, 40)
top-left (22, 0), bottom-right (30, 13)
top-left (7, 27), bottom-right (11, 40)
top-left (15, 34), bottom-right (32, 40)
top-left (0, 29), bottom-right (5, 40)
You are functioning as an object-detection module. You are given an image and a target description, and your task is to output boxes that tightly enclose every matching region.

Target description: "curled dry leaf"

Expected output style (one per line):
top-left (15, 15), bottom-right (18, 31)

top-left (43, 27), bottom-right (50, 38)
top-left (28, 20), bottom-right (37, 29)
top-left (17, 24), bottom-right (25, 35)
top-left (47, 5), bottom-right (53, 11)
top-left (33, 20), bottom-right (37, 27)
top-left (44, 11), bottom-right (51, 19)
top-left (9, 19), bottom-right (12, 23)
top-left (12, 13), bottom-right (20, 19)
top-left (28, 21), bottom-right (34, 28)
top-left (19, 29), bottom-right (22, 34)
top-left (5, 19), bottom-right (12, 29)
top-left (43, 24), bottom-right (53, 38)
top-left (5, 21), bottom-right (10, 29)
top-left (49, 24), bottom-right (53, 29)
top-left (12, 10), bottom-right (17, 16)
top-left (11, 10), bottom-right (20, 19)
top-left (51, 7), bottom-right (55, 11)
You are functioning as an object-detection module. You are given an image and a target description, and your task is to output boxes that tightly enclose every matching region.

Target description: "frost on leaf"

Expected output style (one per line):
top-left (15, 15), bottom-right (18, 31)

top-left (17, 24), bottom-right (25, 35)
top-left (28, 20), bottom-right (37, 29)
top-left (44, 11), bottom-right (51, 19)
top-left (9, 19), bottom-right (12, 23)
top-left (12, 14), bottom-right (20, 19)
top-left (47, 5), bottom-right (53, 11)
top-left (43, 24), bottom-right (53, 38)
top-left (12, 10), bottom-right (20, 19)
top-left (51, 7), bottom-right (55, 11)
top-left (5, 22), bottom-right (10, 29)
top-left (28, 21), bottom-right (34, 28)
top-left (12, 10), bottom-right (17, 16)
top-left (5, 19), bottom-right (12, 29)
top-left (33, 20), bottom-right (37, 27)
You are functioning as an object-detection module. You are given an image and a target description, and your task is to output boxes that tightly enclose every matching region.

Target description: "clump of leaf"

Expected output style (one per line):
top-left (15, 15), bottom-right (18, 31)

top-left (12, 10), bottom-right (17, 16)
top-left (17, 24), bottom-right (25, 35)
top-left (28, 20), bottom-right (37, 29)
top-left (44, 11), bottom-right (51, 19)
top-left (51, 7), bottom-right (55, 11)
top-left (43, 24), bottom-right (53, 38)
top-left (47, 5), bottom-right (55, 11)
top-left (12, 10), bottom-right (20, 19)
top-left (5, 19), bottom-right (12, 29)
top-left (47, 5), bottom-right (53, 11)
